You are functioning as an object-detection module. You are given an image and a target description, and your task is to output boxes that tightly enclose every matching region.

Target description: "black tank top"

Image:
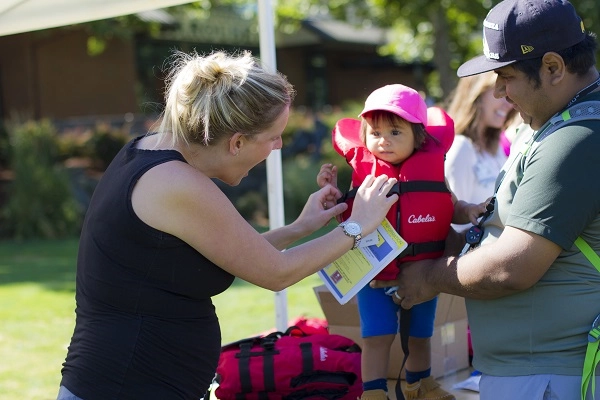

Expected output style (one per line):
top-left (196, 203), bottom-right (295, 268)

top-left (60, 135), bottom-right (235, 399)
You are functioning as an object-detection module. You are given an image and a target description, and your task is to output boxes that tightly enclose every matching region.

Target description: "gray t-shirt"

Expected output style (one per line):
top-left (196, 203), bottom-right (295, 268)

top-left (467, 92), bottom-right (600, 376)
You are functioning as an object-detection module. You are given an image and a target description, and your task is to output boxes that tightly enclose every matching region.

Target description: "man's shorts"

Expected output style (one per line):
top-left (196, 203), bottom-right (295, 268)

top-left (480, 373), bottom-right (599, 400)
top-left (357, 283), bottom-right (437, 338)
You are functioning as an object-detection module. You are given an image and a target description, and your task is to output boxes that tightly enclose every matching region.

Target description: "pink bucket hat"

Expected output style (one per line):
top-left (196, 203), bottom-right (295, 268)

top-left (359, 84), bottom-right (428, 125)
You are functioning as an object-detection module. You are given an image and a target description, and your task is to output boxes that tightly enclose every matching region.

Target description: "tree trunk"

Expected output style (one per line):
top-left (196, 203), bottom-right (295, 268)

top-left (431, 6), bottom-right (457, 100)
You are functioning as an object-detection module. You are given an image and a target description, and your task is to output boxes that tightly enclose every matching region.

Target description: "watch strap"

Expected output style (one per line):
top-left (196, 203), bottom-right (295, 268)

top-left (339, 221), bottom-right (362, 250)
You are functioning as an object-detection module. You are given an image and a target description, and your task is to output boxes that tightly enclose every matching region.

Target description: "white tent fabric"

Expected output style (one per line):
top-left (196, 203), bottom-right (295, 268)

top-left (0, 0), bottom-right (195, 37)
top-left (0, 0), bottom-right (289, 331)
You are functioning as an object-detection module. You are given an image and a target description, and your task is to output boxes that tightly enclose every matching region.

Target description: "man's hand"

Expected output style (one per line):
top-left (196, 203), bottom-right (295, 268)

top-left (370, 259), bottom-right (441, 308)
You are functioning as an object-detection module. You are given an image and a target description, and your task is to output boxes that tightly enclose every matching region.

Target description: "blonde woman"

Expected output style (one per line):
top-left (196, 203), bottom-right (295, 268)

top-left (57, 50), bottom-right (398, 400)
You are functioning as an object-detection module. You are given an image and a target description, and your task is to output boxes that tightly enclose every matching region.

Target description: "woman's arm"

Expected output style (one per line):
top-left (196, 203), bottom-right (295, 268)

top-left (133, 161), bottom-right (398, 291)
top-left (261, 185), bottom-right (348, 250)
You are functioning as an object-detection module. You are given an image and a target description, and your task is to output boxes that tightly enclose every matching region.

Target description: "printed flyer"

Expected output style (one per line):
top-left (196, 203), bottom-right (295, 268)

top-left (318, 219), bottom-right (408, 304)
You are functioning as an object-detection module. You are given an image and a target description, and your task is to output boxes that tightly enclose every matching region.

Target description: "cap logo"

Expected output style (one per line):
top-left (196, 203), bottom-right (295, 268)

top-left (483, 19), bottom-right (499, 30)
top-left (483, 34), bottom-right (499, 60)
top-left (521, 45), bottom-right (534, 54)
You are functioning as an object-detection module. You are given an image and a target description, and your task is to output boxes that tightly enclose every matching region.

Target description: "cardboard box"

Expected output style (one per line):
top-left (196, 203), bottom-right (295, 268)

top-left (313, 285), bottom-right (469, 379)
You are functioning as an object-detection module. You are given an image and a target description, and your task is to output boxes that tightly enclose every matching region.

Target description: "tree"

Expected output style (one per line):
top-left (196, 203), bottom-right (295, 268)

top-left (70, 0), bottom-right (600, 100)
top-left (274, 0), bottom-right (490, 98)
top-left (275, 0), bottom-right (600, 99)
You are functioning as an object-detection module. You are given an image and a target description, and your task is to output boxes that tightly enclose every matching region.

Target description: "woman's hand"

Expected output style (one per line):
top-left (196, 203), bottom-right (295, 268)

top-left (349, 174), bottom-right (398, 235)
top-left (290, 174), bottom-right (397, 245)
top-left (293, 184), bottom-right (349, 235)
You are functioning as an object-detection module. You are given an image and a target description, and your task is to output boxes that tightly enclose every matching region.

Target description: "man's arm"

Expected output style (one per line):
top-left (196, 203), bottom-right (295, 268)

top-left (372, 226), bottom-right (562, 308)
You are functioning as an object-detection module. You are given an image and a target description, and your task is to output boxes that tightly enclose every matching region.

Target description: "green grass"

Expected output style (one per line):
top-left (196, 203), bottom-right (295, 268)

top-left (213, 275), bottom-right (325, 343)
top-left (0, 234), bottom-right (328, 399)
top-left (0, 239), bottom-right (79, 400)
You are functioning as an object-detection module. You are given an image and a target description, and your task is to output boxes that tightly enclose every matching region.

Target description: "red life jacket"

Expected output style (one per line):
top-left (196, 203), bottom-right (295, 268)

top-left (333, 107), bottom-right (455, 280)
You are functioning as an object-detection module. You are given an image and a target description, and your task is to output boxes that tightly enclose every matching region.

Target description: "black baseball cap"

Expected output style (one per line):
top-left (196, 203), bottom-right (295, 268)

top-left (457, 0), bottom-right (586, 77)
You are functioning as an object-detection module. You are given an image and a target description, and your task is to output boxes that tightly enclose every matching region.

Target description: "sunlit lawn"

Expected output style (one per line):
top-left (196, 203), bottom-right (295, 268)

top-left (0, 233), bottom-right (328, 399)
top-left (0, 239), bottom-right (79, 399)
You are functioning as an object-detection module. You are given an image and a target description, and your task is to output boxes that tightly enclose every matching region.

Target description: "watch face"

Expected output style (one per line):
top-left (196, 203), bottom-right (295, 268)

top-left (344, 222), bottom-right (361, 236)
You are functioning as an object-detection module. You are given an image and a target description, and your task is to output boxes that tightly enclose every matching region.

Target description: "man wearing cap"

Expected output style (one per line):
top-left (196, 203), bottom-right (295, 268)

top-left (372, 0), bottom-right (600, 398)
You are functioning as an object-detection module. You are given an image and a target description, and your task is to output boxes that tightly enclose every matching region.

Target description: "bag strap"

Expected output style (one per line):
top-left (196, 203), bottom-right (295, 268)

top-left (522, 100), bottom-right (600, 159)
top-left (582, 313), bottom-right (600, 400)
top-left (290, 342), bottom-right (358, 389)
top-left (398, 308), bottom-right (411, 372)
top-left (235, 334), bottom-right (281, 399)
top-left (338, 181), bottom-right (449, 204)
top-left (577, 236), bottom-right (600, 400)
top-left (575, 237), bottom-right (600, 272)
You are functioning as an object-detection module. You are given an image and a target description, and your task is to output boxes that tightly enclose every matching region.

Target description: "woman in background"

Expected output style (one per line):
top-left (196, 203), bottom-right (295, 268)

top-left (444, 71), bottom-right (518, 231)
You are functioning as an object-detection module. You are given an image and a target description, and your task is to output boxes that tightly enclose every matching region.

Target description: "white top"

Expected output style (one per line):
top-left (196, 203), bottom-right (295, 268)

top-left (445, 135), bottom-right (508, 230)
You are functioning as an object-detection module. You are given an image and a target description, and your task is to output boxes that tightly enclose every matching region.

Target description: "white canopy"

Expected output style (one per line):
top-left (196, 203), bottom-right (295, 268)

top-left (0, 0), bottom-right (289, 331)
top-left (0, 0), bottom-right (196, 36)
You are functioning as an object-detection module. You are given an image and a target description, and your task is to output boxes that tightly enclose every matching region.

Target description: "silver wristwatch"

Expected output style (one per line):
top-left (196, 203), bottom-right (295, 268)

top-left (339, 221), bottom-right (362, 250)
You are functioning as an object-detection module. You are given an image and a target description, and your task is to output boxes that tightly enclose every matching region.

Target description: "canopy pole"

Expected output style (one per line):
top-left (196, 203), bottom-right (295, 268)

top-left (258, 0), bottom-right (288, 333)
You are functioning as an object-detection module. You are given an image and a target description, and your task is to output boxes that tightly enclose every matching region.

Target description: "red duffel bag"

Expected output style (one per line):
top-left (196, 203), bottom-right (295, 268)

top-left (215, 326), bottom-right (362, 400)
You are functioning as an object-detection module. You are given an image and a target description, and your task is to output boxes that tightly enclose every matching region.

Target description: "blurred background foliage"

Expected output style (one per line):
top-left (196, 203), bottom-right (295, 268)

top-left (0, 120), bottom-right (129, 239)
top-left (0, 103), bottom-right (362, 239)
top-left (84, 0), bottom-right (600, 99)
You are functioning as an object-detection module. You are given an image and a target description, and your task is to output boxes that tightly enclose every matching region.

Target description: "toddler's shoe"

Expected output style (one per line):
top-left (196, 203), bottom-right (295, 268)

top-left (403, 376), bottom-right (455, 400)
top-left (359, 388), bottom-right (389, 400)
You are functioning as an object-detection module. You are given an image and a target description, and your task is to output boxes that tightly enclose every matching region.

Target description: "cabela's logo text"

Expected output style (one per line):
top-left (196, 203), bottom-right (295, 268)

top-left (408, 214), bottom-right (436, 223)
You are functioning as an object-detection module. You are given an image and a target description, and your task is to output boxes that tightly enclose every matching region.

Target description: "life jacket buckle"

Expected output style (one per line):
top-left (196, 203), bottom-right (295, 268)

top-left (388, 182), bottom-right (400, 197)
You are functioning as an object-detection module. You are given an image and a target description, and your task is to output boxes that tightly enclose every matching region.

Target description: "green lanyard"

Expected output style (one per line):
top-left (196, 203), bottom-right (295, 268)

top-left (577, 237), bottom-right (600, 400)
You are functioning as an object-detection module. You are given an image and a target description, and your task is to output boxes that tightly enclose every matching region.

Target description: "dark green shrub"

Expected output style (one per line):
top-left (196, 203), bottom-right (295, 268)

top-left (279, 104), bottom-right (361, 222)
top-left (281, 151), bottom-right (352, 223)
top-left (235, 190), bottom-right (268, 225)
top-left (85, 124), bottom-right (129, 170)
top-left (57, 130), bottom-right (91, 161)
top-left (282, 155), bottom-right (321, 222)
top-left (1, 120), bottom-right (82, 239)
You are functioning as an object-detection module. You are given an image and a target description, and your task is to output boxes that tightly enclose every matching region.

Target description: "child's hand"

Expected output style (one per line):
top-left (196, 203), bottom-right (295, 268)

top-left (468, 201), bottom-right (488, 226)
top-left (317, 163), bottom-right (338, 189)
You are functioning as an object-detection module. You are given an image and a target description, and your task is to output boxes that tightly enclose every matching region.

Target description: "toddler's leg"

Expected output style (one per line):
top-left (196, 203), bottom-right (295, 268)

top-left (360, 334), bottom-right (396, 400)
